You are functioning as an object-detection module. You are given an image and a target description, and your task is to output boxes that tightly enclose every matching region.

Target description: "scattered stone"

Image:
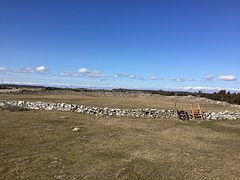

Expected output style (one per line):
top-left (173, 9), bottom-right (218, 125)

top-left (72, 127), bottom-right (80, 132)
top-left (54, 174), bottom-right (66, 180)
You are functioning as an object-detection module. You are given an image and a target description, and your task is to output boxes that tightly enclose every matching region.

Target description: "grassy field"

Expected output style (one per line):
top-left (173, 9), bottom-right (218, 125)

top-left (1, 107), bottom-right (240, 179)
top-left (0, 93), bottom-right (239, 112)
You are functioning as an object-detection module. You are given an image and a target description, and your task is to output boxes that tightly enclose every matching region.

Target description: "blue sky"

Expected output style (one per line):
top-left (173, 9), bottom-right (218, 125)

top-left (0, 0), bottom-right (240, 91)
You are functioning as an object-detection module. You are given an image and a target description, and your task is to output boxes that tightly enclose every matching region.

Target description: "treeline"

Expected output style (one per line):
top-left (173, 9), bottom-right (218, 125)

top-left (113, 89), bottom-right (240, 105)
top-left (197, 90), bottom-right (240, 105)
top-left (45, 86), bottom-right (108, 92)
top-left (0, 84), bottom-right (45, 89)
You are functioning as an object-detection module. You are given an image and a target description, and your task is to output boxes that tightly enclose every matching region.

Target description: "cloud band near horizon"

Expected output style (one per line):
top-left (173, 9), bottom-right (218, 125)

top-left (0, 65), bottom-right (239, 88)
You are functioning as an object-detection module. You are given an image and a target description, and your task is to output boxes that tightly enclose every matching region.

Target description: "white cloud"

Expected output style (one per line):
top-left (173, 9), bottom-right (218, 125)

top-left (4, 81), bottom-right (44, 86)
top-left (60, 72), bottom-right (70, 76)
top-left (36, 65), bottom-right (48, 73)
top-left (113, 73), bottom-right (145, 80)
top-left (129, 75), bottom-right (137, 79)
top-left (0, 65), bottom-right (48, 74)
top-left (202, 75), bottom-right (214, 82)
top-left (78, 68), bottom-right (88, 73)
top-left (79, 67), bottom-right (104, 78)
top-left (60, 71), bottom-right (82, 77)
top-left (173, 86), bottom-right (240, 93)
top-left (149, 76), bottom-right (162, 80)
top-left (87, 71), bottom-right (104, 78)
top-left (177, 86), bottom-right (221, 92)
top-left (129, 75), bottom-right (145, 80)
top-left (218, 75), bottom-right (237, 81)
top-left (15, 67), bottom-right (35, 73)
top-left (168, 77), bottom-right (194, 82)
top-left (112, 73), bottom-right (129, 78)
top-left (61, 67), bottom-right (104, 78)
top-left (0, 67), bottom-right (9, 73)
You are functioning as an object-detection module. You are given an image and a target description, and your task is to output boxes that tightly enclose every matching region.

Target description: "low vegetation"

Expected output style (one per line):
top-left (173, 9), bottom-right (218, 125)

top-left (1, 109), bottom-right (240, 179)
top-left (1, 85), bottom-right (240, 179)
top-left (198, 90), bottom-right (240, 105)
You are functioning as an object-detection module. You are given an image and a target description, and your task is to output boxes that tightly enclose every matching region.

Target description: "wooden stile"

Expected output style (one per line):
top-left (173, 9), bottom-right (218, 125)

top-left (190, 103), bottom-right (204, 120)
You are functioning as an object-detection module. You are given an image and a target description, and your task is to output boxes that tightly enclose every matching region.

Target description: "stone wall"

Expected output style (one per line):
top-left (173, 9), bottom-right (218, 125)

top-left (0, 100), bottom-right (176, 118)
top-left (0, 100), bottom-right (240, 120)
top-left (203, 111), bottom-right (240, 120)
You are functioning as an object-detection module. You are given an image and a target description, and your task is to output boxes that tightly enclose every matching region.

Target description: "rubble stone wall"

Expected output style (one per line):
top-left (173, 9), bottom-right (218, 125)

top-left (0, 100), bottom-right (240, 120)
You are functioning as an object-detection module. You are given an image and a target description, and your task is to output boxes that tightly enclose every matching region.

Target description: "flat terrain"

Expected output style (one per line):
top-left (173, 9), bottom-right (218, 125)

top-left (0, 93), bottom-right (239, 112)
top-left (1, 108), bottom-right (240, 179)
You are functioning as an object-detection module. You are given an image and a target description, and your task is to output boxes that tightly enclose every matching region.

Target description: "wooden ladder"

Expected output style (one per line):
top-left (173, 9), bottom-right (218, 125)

top-left (191, 103), bottom-right (204, 120)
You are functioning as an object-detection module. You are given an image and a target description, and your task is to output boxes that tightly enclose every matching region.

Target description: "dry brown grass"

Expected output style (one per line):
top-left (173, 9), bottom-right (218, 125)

top-left (0, 93), bottom-right (238, 112)
top-left (0, 108), bottom-right (240, 179)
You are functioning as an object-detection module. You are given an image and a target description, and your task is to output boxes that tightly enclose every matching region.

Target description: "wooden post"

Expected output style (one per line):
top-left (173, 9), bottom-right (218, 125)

top-left (191, 104), bottom-right (195, 119)
top-left (197, 103), bottom-right (204, 120)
